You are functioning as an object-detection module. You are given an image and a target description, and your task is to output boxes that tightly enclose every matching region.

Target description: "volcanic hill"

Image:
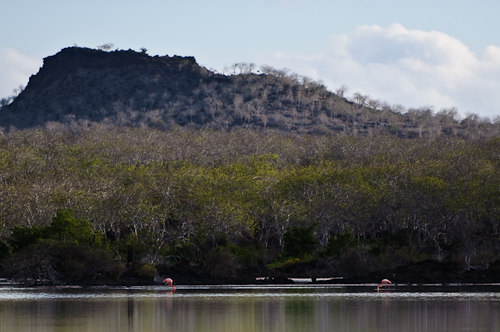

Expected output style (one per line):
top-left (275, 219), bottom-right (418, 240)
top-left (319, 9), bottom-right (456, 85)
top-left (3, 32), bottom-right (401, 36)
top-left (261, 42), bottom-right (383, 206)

top-left (1, 46), bottom-right (498, 138)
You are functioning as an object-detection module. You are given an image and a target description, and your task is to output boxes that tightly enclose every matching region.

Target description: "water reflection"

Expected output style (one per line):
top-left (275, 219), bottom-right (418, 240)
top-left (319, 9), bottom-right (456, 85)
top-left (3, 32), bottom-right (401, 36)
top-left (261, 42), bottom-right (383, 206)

top-left (0, 285), bottom-right (499, 332)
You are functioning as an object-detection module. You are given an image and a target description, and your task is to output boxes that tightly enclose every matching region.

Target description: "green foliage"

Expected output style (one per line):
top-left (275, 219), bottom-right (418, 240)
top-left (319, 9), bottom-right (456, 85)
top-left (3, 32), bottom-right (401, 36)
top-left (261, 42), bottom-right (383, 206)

top-left (8, 226), bottom-right (43, 251)
top-left (388, 124), bottom-right (399, 135)
top-left (137, 263), bottom-right (157, 278)
top-left (267, 257), bottom-right (304, 270)
top-left (283, 225), bottom-right (319, 258)
top-left (3, 242), bottom-right (124, 284)
top-left (2, 209), bottom-right (115, 283)
top-left (225, 244), bottom-right (260, 266)
top-left (206, 246), bottom-right (238, 279)
top-left (8, 209), bottom-right (101, 251)
top-left (1, 127), bottom-right (500, 281)
top-left (170, 231), bottom-right (216, 263)
top-left (0, 240), bottom-right (9, 261)
top-left (323, 230), bottom-right (355, 257)
top-left (55, 243), bottom-right (124, 281)
top-left (47, 209), bottom-right (94, 245)
top-left (337, 245), bottom-right (377, 278)
top-left (266, 225), bottom-right (319, 271)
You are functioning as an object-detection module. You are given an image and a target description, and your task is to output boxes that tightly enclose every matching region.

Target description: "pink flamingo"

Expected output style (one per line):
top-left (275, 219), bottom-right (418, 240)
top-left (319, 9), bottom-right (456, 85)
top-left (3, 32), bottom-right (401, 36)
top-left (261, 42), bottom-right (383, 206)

top-left (377, 278), bottom-right (391, 292)
top-left (163, 278), bottom-right (176, 291)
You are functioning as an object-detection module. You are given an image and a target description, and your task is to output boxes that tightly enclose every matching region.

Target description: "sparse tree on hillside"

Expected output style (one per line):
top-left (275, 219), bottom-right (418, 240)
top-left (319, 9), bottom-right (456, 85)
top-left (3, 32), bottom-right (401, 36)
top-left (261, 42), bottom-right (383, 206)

top-left (353, 92), bottom-right (369, 109)
top-left (437, 107), bottom-right (459, 125)
top-left (260, 65), bottom-right (290, 79)
top-left (335, 85), bottom-right (348, 98)
top-left (97, 43), bottom-right (114, 51)
top-left (367, 98), bottom-right (382, 110)
top-left (464, 112), bottom-right (480, 129)
top-left (0, 97), bottom-right (13, 108)
top-left (233, 62), bottom-right (256, 74)
top-left (12, 85), bottom-right (24, 96)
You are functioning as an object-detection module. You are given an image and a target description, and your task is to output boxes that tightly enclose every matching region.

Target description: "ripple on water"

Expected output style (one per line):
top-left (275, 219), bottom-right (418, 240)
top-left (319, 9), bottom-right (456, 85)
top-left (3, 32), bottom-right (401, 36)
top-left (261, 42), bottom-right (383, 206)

top-left (1, 284), bottom-right (500, 301)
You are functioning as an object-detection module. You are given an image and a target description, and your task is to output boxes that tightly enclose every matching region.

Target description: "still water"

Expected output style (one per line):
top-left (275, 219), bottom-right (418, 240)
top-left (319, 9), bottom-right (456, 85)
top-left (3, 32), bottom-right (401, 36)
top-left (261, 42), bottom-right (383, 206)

top-left (1, 284), bottom-right (499, 332)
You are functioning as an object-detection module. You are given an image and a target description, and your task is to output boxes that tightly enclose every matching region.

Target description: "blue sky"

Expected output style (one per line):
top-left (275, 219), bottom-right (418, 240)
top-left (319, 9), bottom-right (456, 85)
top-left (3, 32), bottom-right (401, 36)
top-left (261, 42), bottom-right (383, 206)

top-left (1, 0), bottom-right (499, 119)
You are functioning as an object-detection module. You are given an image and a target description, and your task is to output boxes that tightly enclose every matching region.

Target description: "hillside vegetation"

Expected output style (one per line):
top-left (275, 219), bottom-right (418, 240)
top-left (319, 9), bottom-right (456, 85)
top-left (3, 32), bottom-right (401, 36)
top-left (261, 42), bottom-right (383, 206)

top-left (1, 46), bottom-right (499, 138)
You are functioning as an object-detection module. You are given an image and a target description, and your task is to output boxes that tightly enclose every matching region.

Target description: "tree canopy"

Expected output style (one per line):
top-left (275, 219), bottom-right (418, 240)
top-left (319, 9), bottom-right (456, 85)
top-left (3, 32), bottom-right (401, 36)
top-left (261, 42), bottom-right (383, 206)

top-left (0, 126), bottom-right (499, 284)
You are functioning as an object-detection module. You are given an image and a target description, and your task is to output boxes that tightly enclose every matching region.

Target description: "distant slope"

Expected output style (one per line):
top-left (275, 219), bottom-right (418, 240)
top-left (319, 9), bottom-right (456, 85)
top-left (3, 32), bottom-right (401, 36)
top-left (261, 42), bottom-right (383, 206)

top-left (1, 47), bottom-right (499, 138)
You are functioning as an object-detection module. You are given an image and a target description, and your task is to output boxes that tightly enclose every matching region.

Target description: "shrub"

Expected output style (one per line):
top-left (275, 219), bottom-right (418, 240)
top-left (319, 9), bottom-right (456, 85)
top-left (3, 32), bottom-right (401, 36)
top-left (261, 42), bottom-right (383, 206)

top-left (137, 263), bottom-right (157, 278)
top-left (206, 247), bottom-right (238, 279)
top-left (337, 245), bottom-right (377, 278)
top-left (323, 229), bottom-right (355, 257)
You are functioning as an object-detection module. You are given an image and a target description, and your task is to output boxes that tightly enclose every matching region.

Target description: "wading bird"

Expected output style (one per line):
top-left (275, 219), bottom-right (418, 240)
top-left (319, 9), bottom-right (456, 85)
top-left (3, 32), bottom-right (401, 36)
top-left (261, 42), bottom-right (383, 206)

top-left (377, 279), bottom-right (391, 292)
top-left (163, 278), bottom-right (176, 291)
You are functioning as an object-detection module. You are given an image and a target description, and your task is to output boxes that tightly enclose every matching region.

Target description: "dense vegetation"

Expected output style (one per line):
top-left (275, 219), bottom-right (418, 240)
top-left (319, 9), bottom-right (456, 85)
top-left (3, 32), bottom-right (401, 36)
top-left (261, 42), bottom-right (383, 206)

top-left (0, 126), bottom-right (499, 284)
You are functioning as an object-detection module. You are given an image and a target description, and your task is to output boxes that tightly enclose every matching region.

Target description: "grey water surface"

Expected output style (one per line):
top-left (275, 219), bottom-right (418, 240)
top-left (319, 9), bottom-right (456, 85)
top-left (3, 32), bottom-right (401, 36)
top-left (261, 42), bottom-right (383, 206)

top-left (1, 284), bottom-right (499, 332)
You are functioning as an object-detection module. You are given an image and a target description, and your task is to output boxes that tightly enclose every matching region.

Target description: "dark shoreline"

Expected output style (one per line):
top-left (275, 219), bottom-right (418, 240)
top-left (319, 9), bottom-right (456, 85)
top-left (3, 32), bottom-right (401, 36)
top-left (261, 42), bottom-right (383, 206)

top-left (3, 259), bottom-right (499, 287)
top-left (89, 259), bottom-right (500, 287)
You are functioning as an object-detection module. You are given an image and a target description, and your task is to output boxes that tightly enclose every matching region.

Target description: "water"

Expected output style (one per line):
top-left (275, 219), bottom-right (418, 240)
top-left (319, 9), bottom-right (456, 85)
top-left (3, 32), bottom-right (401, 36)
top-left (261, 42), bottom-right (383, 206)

top-left (1, 284), bottom-right (499, 332)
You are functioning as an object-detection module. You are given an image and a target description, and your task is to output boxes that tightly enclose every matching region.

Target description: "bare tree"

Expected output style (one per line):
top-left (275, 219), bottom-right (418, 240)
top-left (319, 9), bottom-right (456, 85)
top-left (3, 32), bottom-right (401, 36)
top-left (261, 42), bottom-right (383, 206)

top-left (437, 107), bottom-right (459, 125)
top-left (464, 112), bottom-right (480, 129)
top-left (335, 84), bottom-right (348, 98)
top-left (97, 43), bottom-right (114, 51)
top-left (260, 65), bottom-right (290, 78)
top-left (493, 115), bottom-right (500, 125)
top-left (233, 62), bottom-right (256, 74)
top-left (12, 84), bottom-right (24, 96)
top-left (392, 104), bottom-right (406, 114)
top-left (353, 92), bottom-right (369, 108)
top-left (367, 98), bottom-right (382, 110)
top-left (0, 97), bottom-right (13, 108)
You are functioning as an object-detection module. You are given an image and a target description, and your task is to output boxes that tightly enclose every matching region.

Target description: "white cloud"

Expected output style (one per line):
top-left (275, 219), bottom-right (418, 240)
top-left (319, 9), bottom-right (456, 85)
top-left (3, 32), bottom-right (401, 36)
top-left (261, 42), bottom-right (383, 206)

top-left (0, 48), bottom-right (41, 98)
top-left (257, 24), bottom-right (500, 119)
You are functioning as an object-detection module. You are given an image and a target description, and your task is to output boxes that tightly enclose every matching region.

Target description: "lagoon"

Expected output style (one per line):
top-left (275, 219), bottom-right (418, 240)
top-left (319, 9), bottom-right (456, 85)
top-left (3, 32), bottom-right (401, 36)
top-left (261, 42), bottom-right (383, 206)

top-left (1, 284), bottom-right (499, 332)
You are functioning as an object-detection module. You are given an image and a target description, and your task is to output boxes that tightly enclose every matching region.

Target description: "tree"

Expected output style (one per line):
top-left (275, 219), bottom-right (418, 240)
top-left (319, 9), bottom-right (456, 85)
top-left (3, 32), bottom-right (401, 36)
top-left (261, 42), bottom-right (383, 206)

top-left (48, 209), bottom-right (94, 245)
top-left (97, 43), bottom-right (114, 51)
top-left (283, 225), bottom-right (319, 258)
top-left (353, 92), bottom-right (369, 108)
top-left (0, 97), bottom-right (13, 108)
top-left (335, 84), bottom-right (348, 98)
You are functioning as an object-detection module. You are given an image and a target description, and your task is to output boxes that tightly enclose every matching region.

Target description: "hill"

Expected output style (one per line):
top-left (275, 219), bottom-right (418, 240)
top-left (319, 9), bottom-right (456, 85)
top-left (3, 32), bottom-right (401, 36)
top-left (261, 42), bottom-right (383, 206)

top-left (2, 46), bottom-right (499, 138)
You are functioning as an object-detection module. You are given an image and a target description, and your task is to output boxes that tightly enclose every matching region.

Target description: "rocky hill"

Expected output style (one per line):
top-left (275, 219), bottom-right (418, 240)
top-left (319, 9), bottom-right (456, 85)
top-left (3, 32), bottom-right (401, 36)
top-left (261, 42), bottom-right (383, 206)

top-left (1, 46), bottom-right (499, 138)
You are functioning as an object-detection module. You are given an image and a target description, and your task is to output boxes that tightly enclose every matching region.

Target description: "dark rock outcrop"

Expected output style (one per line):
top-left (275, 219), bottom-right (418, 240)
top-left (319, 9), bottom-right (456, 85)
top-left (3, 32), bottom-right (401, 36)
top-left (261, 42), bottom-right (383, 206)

top-left (2, 47), bottom-right (207, 129)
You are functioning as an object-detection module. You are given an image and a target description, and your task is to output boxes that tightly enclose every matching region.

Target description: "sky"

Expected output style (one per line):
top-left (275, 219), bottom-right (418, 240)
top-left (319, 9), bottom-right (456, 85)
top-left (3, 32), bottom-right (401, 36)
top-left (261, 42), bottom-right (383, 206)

top-left (1, 0), bottom-right (500, 119)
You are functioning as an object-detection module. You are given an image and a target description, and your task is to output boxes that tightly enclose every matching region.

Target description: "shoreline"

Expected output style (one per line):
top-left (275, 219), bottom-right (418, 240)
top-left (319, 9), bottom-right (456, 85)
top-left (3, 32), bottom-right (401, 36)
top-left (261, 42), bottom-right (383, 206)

top-left (2, 259), bottom-right (500, 287)
top-left (3, 279), bottom-right (500, 288)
